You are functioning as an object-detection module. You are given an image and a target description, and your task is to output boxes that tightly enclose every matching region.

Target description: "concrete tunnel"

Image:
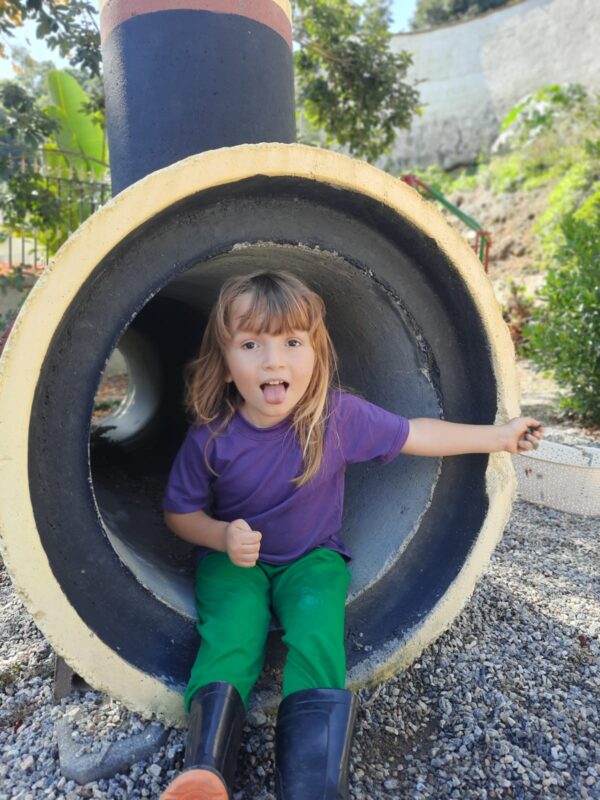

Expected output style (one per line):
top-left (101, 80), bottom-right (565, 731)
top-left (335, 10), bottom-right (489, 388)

top-left (0, 0), bottom-right (519, 725)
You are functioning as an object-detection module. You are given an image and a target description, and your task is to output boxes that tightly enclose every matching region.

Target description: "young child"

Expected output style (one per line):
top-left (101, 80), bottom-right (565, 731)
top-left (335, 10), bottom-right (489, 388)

top-left (160, 270), bottom-right (543, 800)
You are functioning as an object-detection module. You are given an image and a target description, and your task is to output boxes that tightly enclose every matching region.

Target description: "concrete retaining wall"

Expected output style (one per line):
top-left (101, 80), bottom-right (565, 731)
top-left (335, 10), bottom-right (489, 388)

top-left (389, 0), bottom-right (600, 169)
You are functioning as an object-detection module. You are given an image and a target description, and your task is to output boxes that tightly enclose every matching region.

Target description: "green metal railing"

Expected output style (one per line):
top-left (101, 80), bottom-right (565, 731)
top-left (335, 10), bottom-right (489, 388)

top-left (401, 175), bottom-right (492, 270)
top-left (1, 145), bottom-right (110, 271)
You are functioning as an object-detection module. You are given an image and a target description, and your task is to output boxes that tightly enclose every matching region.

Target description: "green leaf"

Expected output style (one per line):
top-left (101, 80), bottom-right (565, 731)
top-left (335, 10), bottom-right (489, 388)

top-left (46, 70), bottom-right (107, 179)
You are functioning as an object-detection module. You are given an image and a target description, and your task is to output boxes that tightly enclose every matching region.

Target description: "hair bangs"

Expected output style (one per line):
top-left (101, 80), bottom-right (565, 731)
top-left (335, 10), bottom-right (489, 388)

top-left (228, 278), bottom-right (322, 339)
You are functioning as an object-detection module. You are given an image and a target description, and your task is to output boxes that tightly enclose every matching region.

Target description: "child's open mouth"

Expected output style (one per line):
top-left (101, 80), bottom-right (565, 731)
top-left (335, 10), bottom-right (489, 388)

top-left (261, 380), bottom-right (289, 404)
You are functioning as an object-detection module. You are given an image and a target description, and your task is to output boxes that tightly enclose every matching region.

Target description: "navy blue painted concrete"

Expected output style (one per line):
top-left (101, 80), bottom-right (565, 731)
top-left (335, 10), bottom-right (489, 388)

top-left (102, 11), bottom-right (296, 194)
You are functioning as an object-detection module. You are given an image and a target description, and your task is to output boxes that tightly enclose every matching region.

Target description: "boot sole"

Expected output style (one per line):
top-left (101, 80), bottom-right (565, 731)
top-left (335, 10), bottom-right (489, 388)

top-left (160, 768), bottom-right (228, 800)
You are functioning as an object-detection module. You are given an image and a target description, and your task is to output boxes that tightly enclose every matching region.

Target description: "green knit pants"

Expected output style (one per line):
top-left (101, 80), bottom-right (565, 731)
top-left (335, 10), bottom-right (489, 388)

top-left (185, 547), bottom-right (351, 711)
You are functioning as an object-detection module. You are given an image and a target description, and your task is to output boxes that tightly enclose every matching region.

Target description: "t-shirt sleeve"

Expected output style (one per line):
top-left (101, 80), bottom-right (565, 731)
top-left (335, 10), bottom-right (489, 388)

top-left (162, 426), bottom-right (213, 513)
top-left (335, 391), bottom-right (410, 465)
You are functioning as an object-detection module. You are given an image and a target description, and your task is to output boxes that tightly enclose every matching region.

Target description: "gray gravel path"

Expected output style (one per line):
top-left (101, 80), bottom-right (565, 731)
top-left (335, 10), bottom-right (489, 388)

top-left (1, 497), bottom-right (598, 800)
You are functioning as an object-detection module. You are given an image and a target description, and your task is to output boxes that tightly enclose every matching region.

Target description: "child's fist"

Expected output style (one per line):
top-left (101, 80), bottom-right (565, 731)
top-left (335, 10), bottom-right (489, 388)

top-left (225, 518), bottom-right (262, 568)
top-left (503, 417), bottom-right (545, 454)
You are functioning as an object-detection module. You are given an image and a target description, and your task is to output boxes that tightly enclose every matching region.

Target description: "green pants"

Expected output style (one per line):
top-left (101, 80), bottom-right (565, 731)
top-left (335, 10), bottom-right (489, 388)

top-left (185, 547), bottom-right (351, 711)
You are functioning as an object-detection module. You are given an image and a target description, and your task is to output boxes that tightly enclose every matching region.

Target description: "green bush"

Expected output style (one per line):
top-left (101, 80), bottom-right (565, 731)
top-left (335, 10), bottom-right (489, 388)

top-left (499, 84), bottom-right (588, 143)
top-left (479, 118), bottom-right (589, 194)
top-left (480, 85), bottom-right (597, 194)
top-left (409, 163), bottom-right (480, 194)
top-left (534, 140), bottom-right (600, 259)
top-left (526, 191), bottom-right (600, 424)
top-left (482, 143), bottom-right (571, 193)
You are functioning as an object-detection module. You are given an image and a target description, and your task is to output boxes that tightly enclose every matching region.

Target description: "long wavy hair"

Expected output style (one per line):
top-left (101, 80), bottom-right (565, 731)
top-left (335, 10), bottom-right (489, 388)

top-left (186, 270), bottom-right (338, 486)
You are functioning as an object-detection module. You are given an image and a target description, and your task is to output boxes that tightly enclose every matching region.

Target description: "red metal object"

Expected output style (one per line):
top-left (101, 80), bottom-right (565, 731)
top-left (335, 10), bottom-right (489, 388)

top-left (401, 174), bottom-right (492, 271)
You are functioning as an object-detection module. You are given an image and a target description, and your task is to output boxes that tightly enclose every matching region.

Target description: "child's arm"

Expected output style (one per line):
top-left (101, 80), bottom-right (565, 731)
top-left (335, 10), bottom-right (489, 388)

top-left (401, 416), bottom-right (544, 457)
top-left (164, 509), bottom-right (262, 568)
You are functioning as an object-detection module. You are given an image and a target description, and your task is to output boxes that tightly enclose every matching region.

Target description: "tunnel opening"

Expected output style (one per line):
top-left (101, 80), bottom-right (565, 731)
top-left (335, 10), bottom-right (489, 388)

top-left (89, 244), bottom-right (444, 619)
top-left (30, 175), bottom-right (497, 690)
top-left (92, 348), bottom-right (129, 424)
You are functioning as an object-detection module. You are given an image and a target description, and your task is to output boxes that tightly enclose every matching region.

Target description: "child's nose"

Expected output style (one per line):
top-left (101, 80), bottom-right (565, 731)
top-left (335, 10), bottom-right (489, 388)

top-left (263, 343), bottom-right (285, 367)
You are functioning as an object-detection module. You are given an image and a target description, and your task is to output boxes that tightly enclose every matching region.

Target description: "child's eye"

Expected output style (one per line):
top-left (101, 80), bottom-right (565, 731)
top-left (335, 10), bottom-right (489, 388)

top-left (241, 341), bottom-right (258, 350)
top-left (287, 338), bottom-right (302, 347)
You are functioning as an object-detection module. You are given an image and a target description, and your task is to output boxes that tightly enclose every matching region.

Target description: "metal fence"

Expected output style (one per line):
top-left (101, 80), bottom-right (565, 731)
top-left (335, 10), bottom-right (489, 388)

top-left (1, 151), bottom-right (111, 271)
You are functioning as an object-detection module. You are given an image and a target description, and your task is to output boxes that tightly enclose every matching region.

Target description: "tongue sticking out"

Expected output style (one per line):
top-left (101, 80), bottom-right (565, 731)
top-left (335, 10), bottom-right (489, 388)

top-left (262, 383), bottom-right (287, 404)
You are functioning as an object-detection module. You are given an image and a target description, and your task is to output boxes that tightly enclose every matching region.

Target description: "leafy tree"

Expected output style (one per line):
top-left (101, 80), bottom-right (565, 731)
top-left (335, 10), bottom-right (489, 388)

top-left (294, 0), bottom-right (420, 159)
top-left (410, 0), bottom-right (513, 30)
top-left (0, 80), bottom-right (60, 230)
top-left (1, 0), bottom-right (420, 162)
top-left (2, 45), bottom-right (56, 104)
top-left (0, 0), bottom-right (100, 75)
top-left (1, 70), bottom-right (108, 258)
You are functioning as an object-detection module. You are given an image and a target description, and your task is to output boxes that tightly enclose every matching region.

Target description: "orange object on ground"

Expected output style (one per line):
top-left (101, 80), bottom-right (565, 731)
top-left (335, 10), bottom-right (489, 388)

top-left (160, 768), bottom-right (228, 800)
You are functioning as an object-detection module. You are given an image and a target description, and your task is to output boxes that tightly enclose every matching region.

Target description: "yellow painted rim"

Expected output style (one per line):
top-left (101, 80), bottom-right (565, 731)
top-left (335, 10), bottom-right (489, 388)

top-left (0, 143), bottom-right (519, 725)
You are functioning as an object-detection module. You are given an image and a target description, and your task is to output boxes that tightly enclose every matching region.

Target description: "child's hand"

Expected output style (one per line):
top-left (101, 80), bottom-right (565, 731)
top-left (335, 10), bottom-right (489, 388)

top-left (502, 417), bottom-right (545, 454)
top-left (225, 518), bottom-right (262, 568)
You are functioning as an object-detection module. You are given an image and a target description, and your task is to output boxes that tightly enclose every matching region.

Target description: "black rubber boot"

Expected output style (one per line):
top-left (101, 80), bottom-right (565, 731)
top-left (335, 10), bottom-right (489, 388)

top-left (275, 688), bottom-right (358, 800)
top-left (161, 682), bottom-right (245, 800)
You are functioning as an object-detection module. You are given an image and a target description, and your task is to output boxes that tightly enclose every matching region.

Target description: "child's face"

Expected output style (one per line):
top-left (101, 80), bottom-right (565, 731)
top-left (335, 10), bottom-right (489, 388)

top-left (223, 294), bottom-right (316, 428)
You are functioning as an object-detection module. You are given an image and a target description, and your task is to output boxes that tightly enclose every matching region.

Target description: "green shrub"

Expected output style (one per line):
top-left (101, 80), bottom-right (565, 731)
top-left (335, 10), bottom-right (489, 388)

top-left (481, 85), bottom-right (597, 194)
top-left (526, 191), bottom-right (600, 424)
top-left (499, 84), bottom-right (588, 143)
top-left (409, 163), bottom-right (480, 194)
top-left (411, 163), bottom-right (455, 194)
top-left (481, 126), bottom-right (582, 193)
top-left (535, 138), bottom-right (600, 258)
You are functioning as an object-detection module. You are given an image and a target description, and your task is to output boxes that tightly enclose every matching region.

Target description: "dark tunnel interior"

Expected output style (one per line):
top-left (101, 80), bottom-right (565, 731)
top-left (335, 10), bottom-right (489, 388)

top-left (90, 246), bottom-right (443, 619)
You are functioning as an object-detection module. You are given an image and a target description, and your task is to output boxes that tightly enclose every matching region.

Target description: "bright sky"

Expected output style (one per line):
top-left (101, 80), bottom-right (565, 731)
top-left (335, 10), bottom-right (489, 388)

top-left (390, 0), bottom-right (419, 31)
top-left (0, 1), bottom-right (418, 81)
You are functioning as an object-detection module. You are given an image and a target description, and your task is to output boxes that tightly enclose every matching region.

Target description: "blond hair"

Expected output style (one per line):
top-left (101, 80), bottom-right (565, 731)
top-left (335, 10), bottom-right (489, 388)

top-left (186, 271), bottom-right (338, 486)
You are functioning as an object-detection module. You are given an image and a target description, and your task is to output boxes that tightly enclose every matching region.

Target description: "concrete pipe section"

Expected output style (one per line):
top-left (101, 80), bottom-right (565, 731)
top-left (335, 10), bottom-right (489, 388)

top-left (0, 144), bottom-right (519, 725)
top-left (99, 0), bottom-right (295, 194)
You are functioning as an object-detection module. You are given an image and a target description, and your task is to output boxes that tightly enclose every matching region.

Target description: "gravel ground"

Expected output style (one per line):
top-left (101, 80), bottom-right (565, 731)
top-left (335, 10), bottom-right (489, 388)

top-left (1, 432), bottom-right (598, 799)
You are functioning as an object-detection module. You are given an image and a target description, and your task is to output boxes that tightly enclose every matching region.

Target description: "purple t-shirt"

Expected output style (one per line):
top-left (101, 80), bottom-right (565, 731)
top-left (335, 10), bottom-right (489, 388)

top-left (163, 390), bottom-right (409, 564)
